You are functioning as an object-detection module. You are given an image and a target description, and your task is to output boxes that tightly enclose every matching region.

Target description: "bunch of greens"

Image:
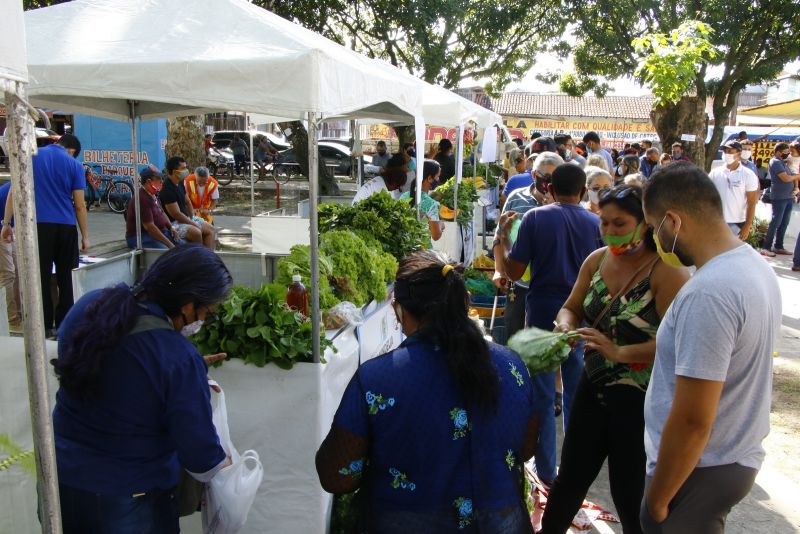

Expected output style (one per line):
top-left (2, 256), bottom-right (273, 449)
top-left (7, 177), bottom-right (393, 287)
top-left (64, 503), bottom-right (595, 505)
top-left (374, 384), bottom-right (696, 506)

top-left (507, 326), bottom-right (581, 375)
top-left (319, 191), bottom-right (428, 261)
top-left (320, 230), bottom-right (398, 307)
top-left (275, 244), bottom-right (339, 310)
top-left (432, 177), bottom-right (479, 225)
top-left (192, 284), bottom-right (334, 369)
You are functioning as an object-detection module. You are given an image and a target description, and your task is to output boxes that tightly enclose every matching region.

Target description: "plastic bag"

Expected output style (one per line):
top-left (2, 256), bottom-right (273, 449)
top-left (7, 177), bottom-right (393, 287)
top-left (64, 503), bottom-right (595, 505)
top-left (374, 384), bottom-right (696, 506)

top-left (323, 301), bottom-right (365, 330)
top-left (202, 382), bottom-right (263, 534)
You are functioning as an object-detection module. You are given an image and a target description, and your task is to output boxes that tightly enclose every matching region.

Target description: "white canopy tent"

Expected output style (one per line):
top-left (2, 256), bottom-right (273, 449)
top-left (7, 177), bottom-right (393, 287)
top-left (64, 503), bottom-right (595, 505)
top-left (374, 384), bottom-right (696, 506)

top-left (25, 0), bottom-right (431, 363)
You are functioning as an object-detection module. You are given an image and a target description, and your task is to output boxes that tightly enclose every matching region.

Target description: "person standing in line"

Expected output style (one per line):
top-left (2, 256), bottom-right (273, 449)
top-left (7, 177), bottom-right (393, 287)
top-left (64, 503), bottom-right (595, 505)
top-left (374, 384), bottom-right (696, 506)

top-left (539, 185), bottom-right (689, 534)
top-left (640, 162), bottom-right (780, 533)
top-left (434, 138), bottom-right (456, 181)
top-left (371, 140), bottom-right (391, 169)
top-left (582, 131), bottom-right (615, 171)
top-left (583, 167), bottom-right (614, 215)
top-left (669, 142), bottom-right (691, 163)
top-left (707, 140), bottom-right (759, 240)
top-left (738, 138), bottom-right (759, 178)
top-left (0, 182), bottom-right (22, 333)
top-left (639, 148), bottom-right (661, 180)
top-left (760, 143), bottom-right (798, 257)
top-left (554, 134), bottom-right (586, 168)
top-left (497, 164), bottom-right (603, 486)
top-left (1, 133), bottom-right (90, 338)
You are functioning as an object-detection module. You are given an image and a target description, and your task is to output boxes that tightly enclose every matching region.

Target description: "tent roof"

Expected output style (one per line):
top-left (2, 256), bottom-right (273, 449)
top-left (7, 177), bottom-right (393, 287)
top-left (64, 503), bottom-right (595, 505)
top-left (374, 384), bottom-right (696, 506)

top-left (0, 0), bottom-right (28, 85)
top-left (739, 98), bottom-right (800, 119)
top-left (24, 0), bottom-right (423, 122)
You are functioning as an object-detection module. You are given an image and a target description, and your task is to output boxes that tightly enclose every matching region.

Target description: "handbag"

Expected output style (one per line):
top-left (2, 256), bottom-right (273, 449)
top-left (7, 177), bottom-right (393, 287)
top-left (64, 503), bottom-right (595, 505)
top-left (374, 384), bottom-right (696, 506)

top-left (761, 187), bottom-right (772, 204)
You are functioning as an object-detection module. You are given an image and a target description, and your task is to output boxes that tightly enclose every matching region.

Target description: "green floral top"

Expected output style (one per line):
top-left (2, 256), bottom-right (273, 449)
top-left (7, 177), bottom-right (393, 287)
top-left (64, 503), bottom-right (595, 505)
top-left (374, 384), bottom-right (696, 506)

top-left (400, 191), bottom-right (440, 248)
top-left (582, 252), bottom-right (660, 390)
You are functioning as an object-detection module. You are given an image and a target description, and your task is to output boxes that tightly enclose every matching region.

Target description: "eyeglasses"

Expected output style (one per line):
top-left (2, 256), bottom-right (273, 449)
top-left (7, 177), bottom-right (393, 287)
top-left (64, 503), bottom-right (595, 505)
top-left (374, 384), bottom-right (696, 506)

top-left (590, 186), bottom-right (611, 193)
top-left (534, 171), bottom-right (552, 181)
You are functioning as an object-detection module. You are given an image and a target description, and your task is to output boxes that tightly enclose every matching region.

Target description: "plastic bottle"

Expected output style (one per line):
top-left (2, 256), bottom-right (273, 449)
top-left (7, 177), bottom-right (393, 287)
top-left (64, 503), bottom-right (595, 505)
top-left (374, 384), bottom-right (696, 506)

top-left (286, 274), bottom-right (308, 317)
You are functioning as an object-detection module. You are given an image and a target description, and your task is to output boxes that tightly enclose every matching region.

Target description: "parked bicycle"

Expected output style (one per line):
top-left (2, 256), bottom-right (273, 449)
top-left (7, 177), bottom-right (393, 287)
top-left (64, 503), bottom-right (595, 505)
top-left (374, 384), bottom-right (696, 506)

top-left (83, 164), bottom-right (134, 214)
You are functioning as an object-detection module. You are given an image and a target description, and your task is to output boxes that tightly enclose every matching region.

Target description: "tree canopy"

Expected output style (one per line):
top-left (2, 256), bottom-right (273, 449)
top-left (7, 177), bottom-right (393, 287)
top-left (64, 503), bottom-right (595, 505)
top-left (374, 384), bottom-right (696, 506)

top-left (551, 0), bottom-right (800, 168)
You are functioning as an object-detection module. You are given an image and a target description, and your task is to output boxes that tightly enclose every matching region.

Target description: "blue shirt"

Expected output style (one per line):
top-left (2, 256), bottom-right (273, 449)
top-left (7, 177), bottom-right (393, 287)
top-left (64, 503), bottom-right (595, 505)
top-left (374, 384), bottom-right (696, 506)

top-left (503, 171), bottom-right (532, 197)
top-left (32, 144), bottom-right (85, 225)
top-left (768, 157), bottom-right (795, 200)
top-left (333, 336), bottom-right (538, 531)
top-left (640, 156), bottom-right (658, 178)
top-left (53, 289), bottom-right (225, 495)
top-left (0, 182), bottom-right (12, 227)
top-left (510, 203), bottom-right (602, 321)
top-left (741, 160), bottom-right (758, 178)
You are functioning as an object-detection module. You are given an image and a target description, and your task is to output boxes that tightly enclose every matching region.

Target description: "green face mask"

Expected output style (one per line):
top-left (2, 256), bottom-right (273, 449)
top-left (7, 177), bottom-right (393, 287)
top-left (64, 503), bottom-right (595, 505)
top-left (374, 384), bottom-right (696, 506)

top-left (653, 214), bottom-right (687, 268)
top-left (602, 222), bottom-right (644, 256)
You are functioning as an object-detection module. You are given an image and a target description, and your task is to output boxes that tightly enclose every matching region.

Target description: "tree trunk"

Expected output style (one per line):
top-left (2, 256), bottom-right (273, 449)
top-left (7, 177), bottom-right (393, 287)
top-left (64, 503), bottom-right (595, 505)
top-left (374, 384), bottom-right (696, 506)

top-left (650, 96), bottom-right (708, 170)
top-left (279, 121), bottom-right (339, 195)
top-left (394, 125), bottom-right (415, 152)
top-left (165, 116), bottom-right (205, 170)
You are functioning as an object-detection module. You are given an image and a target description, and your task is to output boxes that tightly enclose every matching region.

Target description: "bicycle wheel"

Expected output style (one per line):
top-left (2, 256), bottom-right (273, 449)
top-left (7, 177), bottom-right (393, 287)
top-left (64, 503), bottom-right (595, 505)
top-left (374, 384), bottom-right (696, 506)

top-left (272, 164), bottom-right (292, 185)
top-left (242, 164), bottom-right (262, 185)
top-left (213, 162), bottom-right (233, 186)
top-left (107, 180), bottom-right (133, 213)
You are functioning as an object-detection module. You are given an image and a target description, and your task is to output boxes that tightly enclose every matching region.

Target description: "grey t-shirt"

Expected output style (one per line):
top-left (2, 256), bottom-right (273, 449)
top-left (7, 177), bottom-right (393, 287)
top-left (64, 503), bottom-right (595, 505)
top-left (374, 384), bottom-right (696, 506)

top-left (644, 245), bottom-right (781, 475)
top-left (768, 157), bottom-right (795, 200)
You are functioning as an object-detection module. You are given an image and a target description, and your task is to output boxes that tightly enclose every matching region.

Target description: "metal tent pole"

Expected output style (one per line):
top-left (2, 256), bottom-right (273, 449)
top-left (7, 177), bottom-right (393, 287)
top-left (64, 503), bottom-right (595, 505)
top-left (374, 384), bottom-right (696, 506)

top-left (248, 115), bottom-right (255, 217)
top-left (353, 120), bottom-right (362, 187)
top-left (129, 101), bottom-right (142, 250)
top-left (307, 112), bottom-right (321, 363)
top-left (4, 83), bottom-right (62, 534)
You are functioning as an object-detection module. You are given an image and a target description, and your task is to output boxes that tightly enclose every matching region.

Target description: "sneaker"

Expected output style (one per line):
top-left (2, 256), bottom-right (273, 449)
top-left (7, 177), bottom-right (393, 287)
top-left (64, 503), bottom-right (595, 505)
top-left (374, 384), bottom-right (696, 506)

top-left (773, 248), bottom-right (792, 255)
top-left (760, 248), bottom-right (776, 257)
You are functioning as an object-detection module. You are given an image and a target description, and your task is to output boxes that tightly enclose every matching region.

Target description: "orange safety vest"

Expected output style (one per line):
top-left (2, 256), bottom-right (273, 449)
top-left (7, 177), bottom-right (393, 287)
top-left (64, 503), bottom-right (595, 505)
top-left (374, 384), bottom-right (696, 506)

top-left (185, 175), bottom-right (219, 223)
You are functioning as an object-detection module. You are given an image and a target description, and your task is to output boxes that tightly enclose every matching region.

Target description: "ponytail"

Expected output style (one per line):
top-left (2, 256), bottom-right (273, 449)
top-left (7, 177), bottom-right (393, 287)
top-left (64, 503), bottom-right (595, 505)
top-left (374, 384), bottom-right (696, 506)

top-left (395, 250), bottom-right (499, 410)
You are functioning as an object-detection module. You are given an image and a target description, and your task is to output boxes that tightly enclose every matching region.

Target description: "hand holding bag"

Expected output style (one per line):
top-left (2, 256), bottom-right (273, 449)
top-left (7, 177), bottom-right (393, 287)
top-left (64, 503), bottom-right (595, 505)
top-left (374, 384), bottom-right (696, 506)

top-left (202, 381), bottom-right (264, 534)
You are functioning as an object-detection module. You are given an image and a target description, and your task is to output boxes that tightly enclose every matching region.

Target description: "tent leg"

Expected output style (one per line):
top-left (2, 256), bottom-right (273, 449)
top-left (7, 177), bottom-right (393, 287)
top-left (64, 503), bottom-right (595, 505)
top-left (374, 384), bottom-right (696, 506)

top-left (129, 101), bottom-right (142, 250)
top-left (248, 115), bottom-right (255, 217)
top-left (4, 83), bottom-right (63, 534)
top-left (307, 112), bottom-right (321, 363)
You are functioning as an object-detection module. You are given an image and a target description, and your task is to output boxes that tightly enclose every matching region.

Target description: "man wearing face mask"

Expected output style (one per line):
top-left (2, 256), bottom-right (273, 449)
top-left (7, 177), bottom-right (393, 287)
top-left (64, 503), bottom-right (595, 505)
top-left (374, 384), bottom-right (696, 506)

top-left (582, 131), bottom-right (614, 171)
top-left (497, 164), bottom-right (602, 487)
top-left (707, 141), bottom-right (759, 240)
top-left (640, 148), bottom-right (661, 179)
top-left (125, 166), bottom-right (179, 250)
top-left (554, 134), bottom-right (586, 168)
top-left (640, 162), bottom-right (780, 533)
top-left (670, 142), bottom-right (691, 163)
top-left (738, 139), bottom-right (759, 177)
top-left (161, 156), bottom-right (216, 250)
top-left (761, 143), bottom-right (798, 257)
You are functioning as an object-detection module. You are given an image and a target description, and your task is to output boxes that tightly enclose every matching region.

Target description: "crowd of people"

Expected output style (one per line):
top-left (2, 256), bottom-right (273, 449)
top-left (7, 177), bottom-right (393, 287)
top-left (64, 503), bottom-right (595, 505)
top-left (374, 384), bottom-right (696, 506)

top-left (0, 125), bottom-right (794, 534)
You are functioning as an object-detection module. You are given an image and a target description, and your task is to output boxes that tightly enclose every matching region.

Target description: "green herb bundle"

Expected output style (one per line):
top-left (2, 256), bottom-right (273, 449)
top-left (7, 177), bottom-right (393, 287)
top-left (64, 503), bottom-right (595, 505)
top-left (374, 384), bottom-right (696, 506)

top-left (507, 326), bottom-right (581, 375)
top-left (275, 244), bottom-right (339, 310)
top-left (192, 284), bottom-right (334, 369)
top-left (319, 191), bottom-right (429, 261)
top-left (432, 177), bottom-right (479, 225)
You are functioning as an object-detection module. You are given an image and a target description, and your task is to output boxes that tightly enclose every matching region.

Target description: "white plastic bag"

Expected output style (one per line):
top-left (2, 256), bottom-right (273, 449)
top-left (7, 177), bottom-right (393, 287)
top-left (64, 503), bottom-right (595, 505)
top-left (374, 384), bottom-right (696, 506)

top-left (202, 382), bottom-right (263, 534)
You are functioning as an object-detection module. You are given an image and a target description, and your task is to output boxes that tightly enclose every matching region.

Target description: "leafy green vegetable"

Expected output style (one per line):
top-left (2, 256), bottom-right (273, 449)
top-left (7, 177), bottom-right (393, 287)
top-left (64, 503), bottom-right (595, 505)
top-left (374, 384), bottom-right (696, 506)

top-left (464, 267), bottom-right (489, 281)
top-left (192, 284), bottom-right (334, 369)
top-left (463, 163), bottom-right (502, 188)
top-left (319, 191), bottom-right (428, 261)
top-left (507, 327), bottom-right (581, 375)
top-left (320, 230), bottom-right (398, 307)
top-left (275, 244), bottom-right (339, 310)
top-left (432, 177), bottom-right (479, 225)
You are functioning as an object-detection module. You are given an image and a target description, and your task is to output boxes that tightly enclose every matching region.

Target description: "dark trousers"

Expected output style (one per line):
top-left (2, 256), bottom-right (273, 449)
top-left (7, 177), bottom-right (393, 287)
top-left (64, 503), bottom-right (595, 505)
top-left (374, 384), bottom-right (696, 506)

top-left (37, 223), bottom-right (79, 330)
top-left (59, 483), bottom-right (179, 534)
top-left (505, 284), bottom-right (528, 341)
top-left (234, 153), bottom-right (246, 174)
top-left (640, 464), bottom-right (757, 534)
top-left (540, 373), bottom-right (647, 534)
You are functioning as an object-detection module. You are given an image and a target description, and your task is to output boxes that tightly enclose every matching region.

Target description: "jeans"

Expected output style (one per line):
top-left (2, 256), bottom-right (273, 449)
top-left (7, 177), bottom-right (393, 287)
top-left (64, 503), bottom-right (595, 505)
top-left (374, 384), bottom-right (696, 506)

top-left (59, 484), bottom-right (179, 534)
top-left (37, 223), bottom-right (79, 330)
top-left (639, 464), bottom-right (757, 534)
top-left (541, 373), bottom-right (647, 534)
top-left (526, 292), bottom-right (584, 483)
top-left (763, 198), bottom-right (793, 250)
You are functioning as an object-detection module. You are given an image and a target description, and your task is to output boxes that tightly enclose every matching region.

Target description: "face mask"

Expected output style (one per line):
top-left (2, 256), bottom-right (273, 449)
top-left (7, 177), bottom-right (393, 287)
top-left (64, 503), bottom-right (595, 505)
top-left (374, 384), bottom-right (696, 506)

top-left (741, 149), bottom-right (752, 160)
top-left (779, 152), bottom-right (790, 160)
top-left (588, 190), bottom-right (600, 205)
top-left (178, 169), bottom-right (190, 179)
top-left (654, 214), bottom-right (687, 268)
top-left (603, 222), bottom-right (645, 256)
top-left (672, 152), bottom-right (680, 159)
top-left (180, 320), bottom-right (204, 338)
top-left (408, 158), bottom-right (416, 172)
top-left (722, 153), bottom-right (737, 165)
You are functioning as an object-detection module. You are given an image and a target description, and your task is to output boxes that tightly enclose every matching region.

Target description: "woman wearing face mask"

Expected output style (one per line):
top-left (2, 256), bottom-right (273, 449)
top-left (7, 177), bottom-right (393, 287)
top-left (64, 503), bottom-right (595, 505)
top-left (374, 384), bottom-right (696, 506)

top-left (125, 165), bottom-right (180, 249)
top-left (616, 154), bottom-right (641, 185)
top-left (540, 185), bottom-right (689, 534)
top-left (400, 159), bottom-right (444, 244)
top-left (317, 249), bottom-right (540, 533)
top-left (52, 245), bottom-right (233, 533)
top-left (583, 166), bottom-right (613, 214)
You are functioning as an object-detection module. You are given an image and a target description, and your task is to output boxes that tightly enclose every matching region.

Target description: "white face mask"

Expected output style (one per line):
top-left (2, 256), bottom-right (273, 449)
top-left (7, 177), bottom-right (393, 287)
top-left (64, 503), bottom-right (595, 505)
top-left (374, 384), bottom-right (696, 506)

top-left (741, 149), bottom-right (752, 160)
top-left (588, 190), bottom-right (600, 205)
top-left (722, 153), bottom-right (737, 165)
top-left (564, 149), bottom-right (572, 160)
top-left (180, 320), bottom-right (204, 338)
